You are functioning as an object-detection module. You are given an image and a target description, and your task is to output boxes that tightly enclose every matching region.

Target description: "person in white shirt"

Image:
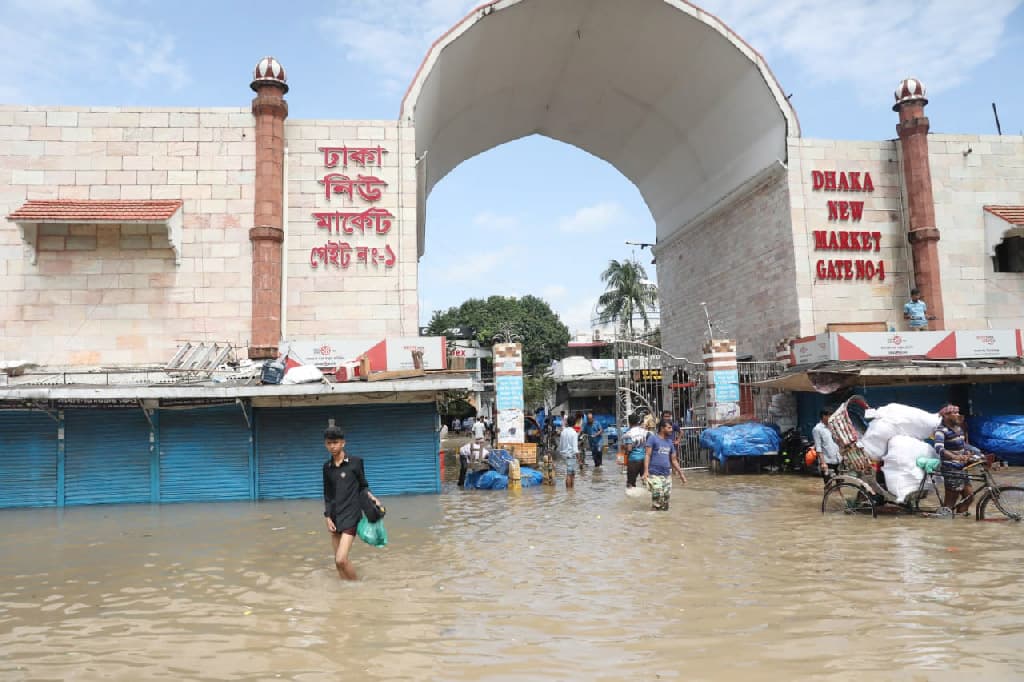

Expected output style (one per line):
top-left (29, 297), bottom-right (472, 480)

top-left (558, 416), bottom-right (580, 488)
top-left (472, 417), bottom-right (486, 442)
top-left (458, 438), bottom-right (490, 488)
top-left (812, 410), bottom-right (841, 479)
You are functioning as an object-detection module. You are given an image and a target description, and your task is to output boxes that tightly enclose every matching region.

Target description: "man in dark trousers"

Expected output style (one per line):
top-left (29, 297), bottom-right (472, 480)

top-left (322, 425), bottom-right (380, 581)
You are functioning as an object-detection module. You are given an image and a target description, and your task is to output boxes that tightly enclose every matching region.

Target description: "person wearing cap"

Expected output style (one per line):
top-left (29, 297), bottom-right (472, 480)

top-left (322, 425), bottom-right (380, 580)
top-left (458, 436), bottom-right (490, 488)
top-left (933, 404), bottom-right (984, 515)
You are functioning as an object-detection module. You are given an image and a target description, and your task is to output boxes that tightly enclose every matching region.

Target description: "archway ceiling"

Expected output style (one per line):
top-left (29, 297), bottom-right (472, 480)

top-left (404, 0), bottom-right (798, 242)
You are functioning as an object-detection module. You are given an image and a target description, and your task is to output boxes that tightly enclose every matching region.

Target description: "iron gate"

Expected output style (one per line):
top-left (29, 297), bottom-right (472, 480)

top-left (614, 341), bottom-right (707, 467)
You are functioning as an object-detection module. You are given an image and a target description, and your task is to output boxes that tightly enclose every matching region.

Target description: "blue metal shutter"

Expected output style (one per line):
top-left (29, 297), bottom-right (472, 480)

top-left (159, 405), bottom-right (252, 502)
top-left (255, 403), bottom-right (440, 499)
top-left (256, 406), bottom-right (336, 499)
top-left (0, 411), bottom-right (58, 508)
top-left (340, 404), bottom-right (439, 496)
top-left (64, 410), bottom-right (152, 505)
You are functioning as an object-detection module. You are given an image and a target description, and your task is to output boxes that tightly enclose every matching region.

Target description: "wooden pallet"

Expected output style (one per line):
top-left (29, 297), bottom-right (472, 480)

top-left (499, 442), bottom-right (538, 465)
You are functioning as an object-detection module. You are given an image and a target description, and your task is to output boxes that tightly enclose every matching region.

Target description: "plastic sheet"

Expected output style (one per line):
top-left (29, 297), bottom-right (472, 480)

top-left (357, 516), bottom-right (388, 547)
top-left (699, 422), bottom-right (781, 463)
top-left (465, 466), bottom-right (544, 490)
top-left (488, 450), bottom-right (515, 476)
top-left (970, 415), bottom-right (1024, 461)
top-left (882, 435), bottom-right (930, 502)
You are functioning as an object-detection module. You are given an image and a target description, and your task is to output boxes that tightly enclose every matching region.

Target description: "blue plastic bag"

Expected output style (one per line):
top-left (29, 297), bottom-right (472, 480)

top-left (357, 515), bottom-right (388, 547)
top-left (520, 466), bottom-right (543, 487)
top-left (970, 415), bottom-right (1024, 459)
top-left (488, 449), bottom-right (515, 475)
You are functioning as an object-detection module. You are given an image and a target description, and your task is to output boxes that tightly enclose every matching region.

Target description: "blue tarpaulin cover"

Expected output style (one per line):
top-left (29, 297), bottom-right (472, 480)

top-left (464, 466), bottom-right (544, 490)
top-left (970, 415), bottom-right (1024, 464)
top-left (699, 422), bottom-right (781, 464)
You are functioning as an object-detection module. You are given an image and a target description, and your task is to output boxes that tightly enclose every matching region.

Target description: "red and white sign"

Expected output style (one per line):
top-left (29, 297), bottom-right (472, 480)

top-left (288, 337), bottom-right (447, 370)
top-left (836, 332), bottom-right (955, 360)
top-left (791, 334), bottom-right (831, 366)
top-left (954, 330), bottom-right (1020, 359)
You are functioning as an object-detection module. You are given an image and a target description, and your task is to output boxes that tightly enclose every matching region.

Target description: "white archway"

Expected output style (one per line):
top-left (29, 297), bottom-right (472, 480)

top-left (402, 0), bottom-right (799, 255)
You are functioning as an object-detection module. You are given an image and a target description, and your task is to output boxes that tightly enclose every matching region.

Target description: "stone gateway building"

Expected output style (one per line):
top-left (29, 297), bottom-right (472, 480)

top-left (2, 0), bottom-right (1023, 508)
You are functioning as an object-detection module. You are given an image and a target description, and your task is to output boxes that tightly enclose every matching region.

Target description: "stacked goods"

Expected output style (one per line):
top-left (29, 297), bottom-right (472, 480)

top-left (970, 415), bottom-right (1024, 465)
top-left (699, 422), bottom-right (781, 464)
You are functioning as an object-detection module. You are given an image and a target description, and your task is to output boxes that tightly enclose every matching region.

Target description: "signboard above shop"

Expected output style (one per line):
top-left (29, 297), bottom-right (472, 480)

top-left (788, 330), bottom-right (1023, 365)
top-left (287, 337), bottom-right (447, 371)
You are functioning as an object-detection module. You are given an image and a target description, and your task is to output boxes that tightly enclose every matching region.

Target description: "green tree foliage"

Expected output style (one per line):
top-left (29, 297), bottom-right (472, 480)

top-left (596, 258), bottom-right (658, 338)
top-left (426, 295), bottom-right (570, 372)
top-left (523, 371), bottom-right (555, 411)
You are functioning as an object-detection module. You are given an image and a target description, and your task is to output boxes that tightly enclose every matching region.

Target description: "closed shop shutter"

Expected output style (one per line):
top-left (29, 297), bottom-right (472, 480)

top-left (0, 411), bottom-right (58, 508)
top-left (255, 403), bottom-right (439, 499)
top-left (159, 405), bottom-right (252, 503)
top-left (64, 410), bottom-right (152, 506)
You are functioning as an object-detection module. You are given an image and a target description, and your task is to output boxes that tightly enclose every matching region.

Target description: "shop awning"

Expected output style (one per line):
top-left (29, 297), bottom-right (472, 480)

top-left (755, 358), bottom-right (1024, 394)
top-left (6, 199), bottom-right (184, 264)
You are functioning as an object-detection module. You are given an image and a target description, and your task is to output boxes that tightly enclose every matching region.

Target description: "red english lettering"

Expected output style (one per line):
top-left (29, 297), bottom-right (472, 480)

top-left (839, 232), bottom-right (850, 249)
top-left (850, 172), bottom-right (862, 191)
top-left (878, 260), bottom-right (885, 280)
top-left (826, 260), bottom-right (838, 279)
top-left (816, 260), bottom-right (827, 279)
top-left (861, 231), bottom-right (872, 249)
top-left (863, 173), bottom-right (874, 191)
top-left (824, 171), bottom-right (837, 191)
top-left (838, 173), bottom-right (850, 191)
top-left (828, 232), bottom-right (839, 249)
top-left (864, 261), bottom-right (876, 279)
top-left (812, 170), bottom-right (824, 190)
top-left (849, 232), bottom-right (861, 250)
top-left (850, 201), bottom-right (864, 221)
top-left (839, 202), bottom-right (850, 220)
top-left (843, 260), bottom-right (853, 280)
top-left (871, 232), bottom-right (881, 251)
top-left (813, 231), bottom-right (827, 249)
top-left (828, 201), bottom-right (839, 221)
top-left (855, 260), bottom-right (866, 279)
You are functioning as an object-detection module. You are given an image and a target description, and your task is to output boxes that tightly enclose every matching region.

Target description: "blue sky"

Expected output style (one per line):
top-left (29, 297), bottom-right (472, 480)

top-left (2, 0), bottom-right (1022, 335)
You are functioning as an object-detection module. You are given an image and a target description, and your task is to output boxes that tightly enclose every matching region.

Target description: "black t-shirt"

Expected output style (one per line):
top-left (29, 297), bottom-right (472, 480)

top-left (323, 455), bottom-right (369, 530)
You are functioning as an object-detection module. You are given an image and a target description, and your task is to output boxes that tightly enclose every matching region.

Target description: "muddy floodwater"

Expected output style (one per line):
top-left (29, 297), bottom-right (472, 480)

top-left (3, 463), bottom-right (1024, 681)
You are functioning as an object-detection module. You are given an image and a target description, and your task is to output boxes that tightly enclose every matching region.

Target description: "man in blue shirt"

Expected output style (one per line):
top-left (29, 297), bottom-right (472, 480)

top-left (583, 410), bottom-right (604, 468)
top-left (620, 413), bottom-right (649, 487)
top-left (644, 419), bottom-right (688, 511)
top-left (903, 288), bottom-right (932, 331)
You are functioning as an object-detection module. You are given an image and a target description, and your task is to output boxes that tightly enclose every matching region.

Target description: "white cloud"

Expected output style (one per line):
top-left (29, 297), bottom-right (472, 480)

top-left (541, 284), bottom-right (568, 300)
top-left (705, 0), bottom-right (1021, 99)
top-left (0, 0), bottom-right (190, 102)
top-left (559, 295), bottom-right (600, 337)
top-left (557, 201), bottom-right (626, 234)
top-left (320, 0), bottom-right (479, 94)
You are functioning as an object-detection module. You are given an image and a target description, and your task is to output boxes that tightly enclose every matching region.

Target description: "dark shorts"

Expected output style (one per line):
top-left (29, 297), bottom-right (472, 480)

top-left (334, 526), bottom-right (356, 536)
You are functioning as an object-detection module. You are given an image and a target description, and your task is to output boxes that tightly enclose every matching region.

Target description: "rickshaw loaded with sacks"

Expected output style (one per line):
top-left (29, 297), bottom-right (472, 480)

top-left (820, 396), bottom-right (1024, 521)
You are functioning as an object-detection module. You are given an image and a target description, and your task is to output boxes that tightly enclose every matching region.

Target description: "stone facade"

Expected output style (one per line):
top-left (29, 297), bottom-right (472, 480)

top-left (0, 106), bottom-right (418, 366)
top-left (929, 134), bottom-right (1024, 329)
top-left (0, 105), bottom-right (256, 366)
top-left (787, 138), bottom-right (911, 336)
top-left (657, 166), bottom-right (799, 362)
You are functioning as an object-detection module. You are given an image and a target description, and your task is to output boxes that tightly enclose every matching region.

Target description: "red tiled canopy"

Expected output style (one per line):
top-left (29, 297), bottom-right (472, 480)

top-left (7, 200), bottom-right (183, 223)
top-left (984, 205), bottom-right (1024, 227)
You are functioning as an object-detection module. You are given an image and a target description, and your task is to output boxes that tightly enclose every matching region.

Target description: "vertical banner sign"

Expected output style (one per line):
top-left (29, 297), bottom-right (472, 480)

top-left (493, 343), bottom-right (524, 443)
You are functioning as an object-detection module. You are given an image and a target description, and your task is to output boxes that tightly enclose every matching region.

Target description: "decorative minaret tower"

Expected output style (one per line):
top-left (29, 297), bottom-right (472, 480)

top-left (894, 78), bottom-right (944, 330)
top-left (248, 57), bottom-right (289, 360)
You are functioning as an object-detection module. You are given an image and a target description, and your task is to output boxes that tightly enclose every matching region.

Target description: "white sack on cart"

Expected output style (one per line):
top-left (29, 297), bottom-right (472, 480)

top-left (882, 435), bottom-right (931, 503)
top-left (864, 403), bottom-right (940, 440)
top-left (860, 419), bottom-right (899, 460)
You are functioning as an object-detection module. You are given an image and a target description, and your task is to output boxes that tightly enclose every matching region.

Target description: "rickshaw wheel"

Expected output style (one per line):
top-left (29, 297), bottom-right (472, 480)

top-left (976, 486), bottom-right (1024, 522)
top-left (822, 482), bottom-right (877, 518)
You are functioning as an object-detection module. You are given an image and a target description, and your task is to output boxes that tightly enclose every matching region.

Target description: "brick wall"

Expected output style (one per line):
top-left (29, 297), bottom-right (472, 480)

top-left (929, 134), bottom-right (1024, 329)
top-left (787, 138), bottom-right (911, 335)
top-left (283, 120), bottom-right (418, 340)
top-left (657, 166), bottom-right (799, 361)
top-left (0, 105), bottom-right (255, 365)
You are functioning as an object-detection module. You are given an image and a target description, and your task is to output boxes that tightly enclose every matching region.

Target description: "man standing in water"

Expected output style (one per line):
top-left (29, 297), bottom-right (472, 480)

top-left (558, 415), bottom-right (580, 488)
top-left (322, 425), bottom-right (380, 580)
top-left (620, 413), bottom-right (649, 488)
top-left (582, 410), bottom-right (604, 468)
top-left (643, 419), bottom-right (687, 511)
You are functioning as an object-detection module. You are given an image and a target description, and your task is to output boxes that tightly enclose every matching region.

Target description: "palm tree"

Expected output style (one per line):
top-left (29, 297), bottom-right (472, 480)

top-left (596, 258), bottom-right (658, 339)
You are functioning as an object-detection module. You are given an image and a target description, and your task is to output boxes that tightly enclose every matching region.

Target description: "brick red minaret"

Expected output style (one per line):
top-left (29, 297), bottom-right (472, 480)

top-left (248, 57), bottom-right (289, 359)
top-left (894, 78), bottom-right (944, 330)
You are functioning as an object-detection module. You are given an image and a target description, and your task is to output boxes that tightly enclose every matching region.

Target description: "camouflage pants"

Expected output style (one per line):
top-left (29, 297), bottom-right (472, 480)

top-left (648, 474), bottom-right (672, 511)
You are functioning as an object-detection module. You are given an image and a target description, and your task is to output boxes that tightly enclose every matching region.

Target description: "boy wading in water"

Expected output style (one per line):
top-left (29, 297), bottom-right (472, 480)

top-left (643, 419), bottom-right (687, 511)
top-left (322, 426), bottom-right (380, 580)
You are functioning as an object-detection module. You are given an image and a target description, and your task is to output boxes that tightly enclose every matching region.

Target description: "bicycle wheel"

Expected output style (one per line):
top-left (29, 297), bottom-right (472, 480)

top-left (976, 486), bottom-right (1024, 522)
top-left (822, 482), bottom-right (877, 517)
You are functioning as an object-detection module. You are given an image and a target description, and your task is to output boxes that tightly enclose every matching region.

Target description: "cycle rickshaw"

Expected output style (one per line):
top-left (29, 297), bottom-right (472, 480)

top-left (821, 396), bottom-right (1024, 521)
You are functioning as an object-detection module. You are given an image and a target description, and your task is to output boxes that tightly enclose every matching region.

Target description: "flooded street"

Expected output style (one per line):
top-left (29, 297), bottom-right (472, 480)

top-left (3, 463), bottom-right (1024, 681)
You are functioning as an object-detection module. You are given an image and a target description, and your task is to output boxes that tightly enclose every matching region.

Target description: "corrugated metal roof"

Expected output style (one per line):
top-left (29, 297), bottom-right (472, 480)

top-left (984, 205), bottom-right (1024, 226)
top-left (7, 200), bottom-right (183, 223)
